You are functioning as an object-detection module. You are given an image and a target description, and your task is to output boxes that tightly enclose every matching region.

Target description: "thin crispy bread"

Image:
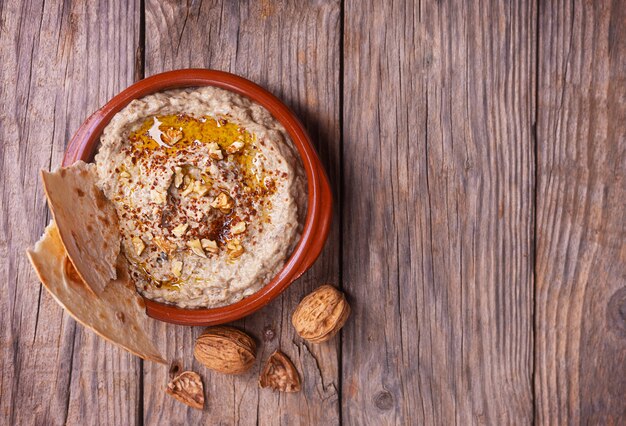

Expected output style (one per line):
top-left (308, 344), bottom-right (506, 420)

top-left (41, 161), bottom-right (120, 295)
top-left (27, 222), bottom-right (165, 364)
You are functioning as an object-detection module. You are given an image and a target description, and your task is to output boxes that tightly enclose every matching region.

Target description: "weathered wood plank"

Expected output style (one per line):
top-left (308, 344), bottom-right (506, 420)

top-left (0, 0), bottom-right (141, 424)
top-left (535, 1), bottom-right (626, 423)
top-left (142, 1), bottom-right (341, 424)
top-left (342, 0), bottom-right (535, 423)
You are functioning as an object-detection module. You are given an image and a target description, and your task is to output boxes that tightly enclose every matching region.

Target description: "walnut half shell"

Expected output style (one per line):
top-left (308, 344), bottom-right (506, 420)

top-left (165, 371), bottom-right (204, 410)
top-left (291, 285), bottom-right (351, 343)
top-left (194, 326), bottom-right (256, 374)
top-left (259, 350), bottom-right (301, 392)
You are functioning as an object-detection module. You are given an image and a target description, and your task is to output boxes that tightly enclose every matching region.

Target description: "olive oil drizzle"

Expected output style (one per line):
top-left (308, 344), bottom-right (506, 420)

top-left (128, 114), bottom-right (270, 191)
top-left (122, 114), bottom-right (277, 291)
top-left (130, 114), bottom-right (252, 152)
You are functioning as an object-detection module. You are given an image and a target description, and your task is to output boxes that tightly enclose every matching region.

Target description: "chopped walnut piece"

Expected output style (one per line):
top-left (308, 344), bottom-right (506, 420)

top-left (154, 237), bottom-right (176, 253)
top-left (180, 177), bottom-right (195, 197)
top-left (171, 260), bottom-right (183, 277)
top-left (207, 142), bottom-right (223, 160)
top-left (174, 166), bottom-right (184, 188)
top-left (231, 221), bottom-right (246, 235)
top-left (187, 239), bottom-right (207, 258)
top-left (131, 237), bottom-right (145, 256)
top-left (193, 180), bottom-right (210, 197)
top-left (180, 186), bottom-right (194, 197)
top-left (226, 238), bottom-right (244, 259)
top-left (172, 223), bottom-right (189, 238)
top-left (162, 127), bottom-right (183, 145)
top-left (226, 140), bottom-right (245, 154)
top-left (201, 239), bottom-right (219, 254)
top-left (210, 192), bottom-right (234, 213)
top-left (150, 189), bottom-right (167, 204)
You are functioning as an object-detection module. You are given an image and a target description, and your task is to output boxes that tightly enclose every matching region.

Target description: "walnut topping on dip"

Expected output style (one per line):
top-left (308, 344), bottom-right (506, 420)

top-left (94, 87), bottom-right (306, 308)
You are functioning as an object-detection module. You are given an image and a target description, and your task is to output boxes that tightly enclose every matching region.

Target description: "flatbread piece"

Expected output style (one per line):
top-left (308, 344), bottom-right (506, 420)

top-left (41, 161), bottom-right (120, 295)
top-left (27, 222), bottom-right (165, 363)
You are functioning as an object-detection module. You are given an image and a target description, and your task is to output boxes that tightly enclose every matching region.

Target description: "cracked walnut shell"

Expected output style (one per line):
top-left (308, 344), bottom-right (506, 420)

top-left (194, 326), bottom-right (256, 374)
top-left (166, 371), bottom-right (204, 410)
top-left (291, 285), bottom-right (351, 343)
top-left (259, 350), bottom-right (301, 392)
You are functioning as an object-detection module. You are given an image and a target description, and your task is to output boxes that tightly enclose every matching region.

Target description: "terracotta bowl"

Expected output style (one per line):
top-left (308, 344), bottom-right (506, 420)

top-left (63, 69), bottom-right (332, 326)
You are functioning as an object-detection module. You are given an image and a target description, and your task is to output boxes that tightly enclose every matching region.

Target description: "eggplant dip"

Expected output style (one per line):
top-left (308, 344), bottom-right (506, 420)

top-left (94, 87), bottom-right (306, 308)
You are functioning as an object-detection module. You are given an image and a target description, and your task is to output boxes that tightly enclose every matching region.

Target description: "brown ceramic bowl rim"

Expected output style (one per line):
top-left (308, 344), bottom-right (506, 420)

top-left (63, 69), bottom-right (332, 326)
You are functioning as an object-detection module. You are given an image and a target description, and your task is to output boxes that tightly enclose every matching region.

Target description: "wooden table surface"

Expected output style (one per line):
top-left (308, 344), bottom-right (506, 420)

top-left (2, 0), bottom-right (625, 424)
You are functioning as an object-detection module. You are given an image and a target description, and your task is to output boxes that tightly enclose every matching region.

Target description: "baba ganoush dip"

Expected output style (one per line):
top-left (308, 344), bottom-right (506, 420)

top-left (94, 87), bottom-right (306, 308)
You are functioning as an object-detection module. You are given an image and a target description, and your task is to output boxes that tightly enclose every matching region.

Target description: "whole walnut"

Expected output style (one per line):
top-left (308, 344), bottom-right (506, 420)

top-left (291, 285), bottom-right (350, 343)
top-left (194, 326), bottom-right (256, 374)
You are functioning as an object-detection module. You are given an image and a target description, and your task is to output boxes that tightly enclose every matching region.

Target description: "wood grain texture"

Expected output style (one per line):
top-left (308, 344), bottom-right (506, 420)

top-left (3, 0), bottom-right (626, 424)
top-left (341, 0), bottom-right (535, 423)
top-left (142, 1), bottom-right (341, 424)
top-left (535, 0), bottom-right (626, 424)
top-left (0, 1), bottom-right (141, 424)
